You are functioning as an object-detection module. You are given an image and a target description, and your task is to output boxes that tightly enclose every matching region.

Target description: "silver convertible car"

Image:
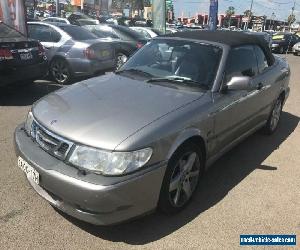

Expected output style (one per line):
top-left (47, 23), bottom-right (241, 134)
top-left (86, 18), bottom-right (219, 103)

top-left (15, 31), bottom-right (290, 225)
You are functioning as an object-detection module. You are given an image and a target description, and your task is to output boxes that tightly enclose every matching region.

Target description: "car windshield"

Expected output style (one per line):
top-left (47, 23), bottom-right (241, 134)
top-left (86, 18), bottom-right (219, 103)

top-left (119, 39), bottom-right (222, 90)
top-left (60, 25), bottom-right (98, 40)
top-left (0, 23), bottom-right (23, 38)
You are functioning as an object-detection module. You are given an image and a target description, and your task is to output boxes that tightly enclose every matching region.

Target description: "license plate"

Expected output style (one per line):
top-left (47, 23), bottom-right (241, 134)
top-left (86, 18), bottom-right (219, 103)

top-left (17, 157), bottom-right (39, 185)
top-left (20, 52), bottom-right (33, 60)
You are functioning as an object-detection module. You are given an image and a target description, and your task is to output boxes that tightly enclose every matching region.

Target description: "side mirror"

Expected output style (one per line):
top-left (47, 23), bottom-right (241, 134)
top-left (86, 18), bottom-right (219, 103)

top-left (225, 76), bottom-right (252, 91)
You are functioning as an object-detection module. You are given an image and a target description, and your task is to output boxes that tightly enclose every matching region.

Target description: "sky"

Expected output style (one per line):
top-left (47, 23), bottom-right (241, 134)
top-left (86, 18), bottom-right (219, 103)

top-left (173, 0), bottom-right (300, 22)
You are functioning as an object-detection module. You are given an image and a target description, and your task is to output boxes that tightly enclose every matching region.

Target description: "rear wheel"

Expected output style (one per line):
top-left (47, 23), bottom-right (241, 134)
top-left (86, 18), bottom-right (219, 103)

top-left (50, 58), bottom-right (72, 85)
top-left (116, 52), bottom-right (128, 70)
top-left (279, 46), bottom-right (285, 54)
top-left (263, 96), bottom-right (283, 135)
top-left (158, 142), bottom-right (204, 214)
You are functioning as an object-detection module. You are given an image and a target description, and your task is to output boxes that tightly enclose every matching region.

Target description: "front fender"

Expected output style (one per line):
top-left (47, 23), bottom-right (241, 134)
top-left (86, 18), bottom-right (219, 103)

top-left (166, 127), bottom-right (206, 161)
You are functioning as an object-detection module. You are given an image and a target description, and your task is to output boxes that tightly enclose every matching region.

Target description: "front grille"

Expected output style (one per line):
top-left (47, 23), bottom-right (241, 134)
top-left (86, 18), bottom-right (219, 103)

top-left (32, 121), bottom-right (73, 160)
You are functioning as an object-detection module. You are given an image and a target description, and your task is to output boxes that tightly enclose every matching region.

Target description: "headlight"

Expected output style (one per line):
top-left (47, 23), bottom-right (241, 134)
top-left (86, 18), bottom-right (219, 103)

top-left (24, 111), bottom-right (34, 135)
top-left (69, 146), bottom-right (153, 175)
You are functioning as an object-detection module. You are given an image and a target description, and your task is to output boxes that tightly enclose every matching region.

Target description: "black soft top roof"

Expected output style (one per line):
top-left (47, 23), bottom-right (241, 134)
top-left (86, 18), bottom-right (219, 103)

top-left (165, 30), bottom-right (275, 64)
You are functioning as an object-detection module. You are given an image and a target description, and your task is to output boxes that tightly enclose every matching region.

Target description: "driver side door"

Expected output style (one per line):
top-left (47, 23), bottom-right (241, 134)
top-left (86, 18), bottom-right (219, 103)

top-left (210, 45), bottom-right (263, 156)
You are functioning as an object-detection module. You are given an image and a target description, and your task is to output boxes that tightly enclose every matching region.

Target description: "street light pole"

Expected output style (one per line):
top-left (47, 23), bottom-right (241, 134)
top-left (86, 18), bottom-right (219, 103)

top-left (288, 0), bottom-right (296, 31)
top-left (56, 0), bottom-right (60, 17)
top-left (246, 0), bottom-right (254, 30)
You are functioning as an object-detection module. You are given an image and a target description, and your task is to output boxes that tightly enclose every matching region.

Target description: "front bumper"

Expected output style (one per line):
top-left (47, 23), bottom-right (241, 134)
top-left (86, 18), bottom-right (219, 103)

top-left (14, 125), bottom-right (166, 225)
top-left (0, 60), bottom-right (48, 87)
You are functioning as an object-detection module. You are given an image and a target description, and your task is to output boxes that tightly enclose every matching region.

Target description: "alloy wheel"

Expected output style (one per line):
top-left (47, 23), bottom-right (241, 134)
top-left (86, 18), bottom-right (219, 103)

top-left (116, 53), bottom-right (128, 70)
top-left (51, 59), bottom-right (70, 84)
top-left (168, 151), bottom-right (200, 207)
top-left (270, 99), bottom-right (282, 131)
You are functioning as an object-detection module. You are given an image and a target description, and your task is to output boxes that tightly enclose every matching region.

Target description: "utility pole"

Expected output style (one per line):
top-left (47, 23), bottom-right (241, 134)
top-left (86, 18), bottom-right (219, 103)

top-left (56, 0), bottom-right (60, 17)
top-left (245, 0), bottom-right (253, 30)
top-left (288, 0), bottom-right (296, 31)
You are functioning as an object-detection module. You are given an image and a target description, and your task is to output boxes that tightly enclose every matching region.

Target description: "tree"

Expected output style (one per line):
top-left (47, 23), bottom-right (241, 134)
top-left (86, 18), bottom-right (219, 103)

top-left (244, 9), bottom-right (253, 18)
top-left (225, 6), bottom-right (235, 27)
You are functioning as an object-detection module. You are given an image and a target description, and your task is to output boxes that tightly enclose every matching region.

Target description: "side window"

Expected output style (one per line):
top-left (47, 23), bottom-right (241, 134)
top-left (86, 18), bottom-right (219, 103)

top-left (225, 46), bottom-right (258, 82)
top-left (27, 25), bottom-right (61, 43)
top-left (51, 29), bottom-right (61, 42)
top-left (254, 46), bottom-right (269, 73)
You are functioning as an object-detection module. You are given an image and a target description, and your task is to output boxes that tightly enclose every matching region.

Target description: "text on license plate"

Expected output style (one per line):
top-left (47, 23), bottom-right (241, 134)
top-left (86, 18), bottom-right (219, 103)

top-left (17, 157), bottom-right (39, 185)
top-left (20, 52), bottom-right (33, 60)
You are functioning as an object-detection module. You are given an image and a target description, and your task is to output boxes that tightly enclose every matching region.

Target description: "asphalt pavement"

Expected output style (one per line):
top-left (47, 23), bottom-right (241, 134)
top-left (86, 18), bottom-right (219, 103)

top-left (0, 55), bottom-right (299, 249)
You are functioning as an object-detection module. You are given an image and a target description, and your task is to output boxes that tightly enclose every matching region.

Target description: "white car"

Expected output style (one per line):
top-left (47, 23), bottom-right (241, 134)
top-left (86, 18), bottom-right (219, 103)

top-left (130, 27), bottom-right (158, 39)
top-left (293, 42), bottom-right (300, 56)
top-left (42, 17), bottom-right (70, 24)
top-left (130, 27), bottom-right (178, 39)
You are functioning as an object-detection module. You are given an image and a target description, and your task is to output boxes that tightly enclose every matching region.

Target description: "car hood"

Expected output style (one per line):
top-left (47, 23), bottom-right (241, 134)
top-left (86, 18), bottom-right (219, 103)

top-left (32, 74), bottom-right (203, 150)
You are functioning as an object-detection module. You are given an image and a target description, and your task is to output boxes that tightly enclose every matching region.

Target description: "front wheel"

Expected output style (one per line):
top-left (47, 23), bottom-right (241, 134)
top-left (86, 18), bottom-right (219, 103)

top-left (50, 58), bottom-right (72, 85)
top-left (278, 46), bottom-right (285, 54)
top-left (262, 97), bottom-right (283, 135)
top-left (158, 142), bottom-right (204, 214)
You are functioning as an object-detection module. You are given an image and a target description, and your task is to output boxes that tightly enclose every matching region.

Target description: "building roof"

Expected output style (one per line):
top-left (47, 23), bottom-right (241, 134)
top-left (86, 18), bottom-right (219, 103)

top-left (164, 30), bottom-right (275, 64)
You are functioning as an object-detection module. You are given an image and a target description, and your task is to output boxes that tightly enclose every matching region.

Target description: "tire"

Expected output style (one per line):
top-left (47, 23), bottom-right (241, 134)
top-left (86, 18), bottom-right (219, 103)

top-left (50, 58), bottom-right (72, 85)
top-left (279, 46), bottom-right (284, 54)
top-left (262, 96), bottom-right (283, 135)
top-left (294, 52), bottom-right (299, 56)
top-left (158, 142), bottom-right (204, 214)
top-left (116, 52), bottom-right (128, 70)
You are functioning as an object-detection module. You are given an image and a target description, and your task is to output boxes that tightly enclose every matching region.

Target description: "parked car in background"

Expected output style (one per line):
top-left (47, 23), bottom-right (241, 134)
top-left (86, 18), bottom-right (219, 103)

top-left (0, 22), bottom-right (47, 87)
top-left (42, 17), bottom-right (70, 24)
top-left (293, 42), bottom-right (300, 56)
top-left (130, 26), bottom-right (159, 39)
top-left (15, 31), bottom-right (290, 226)
top-left (83, 25), bottom-right (142, 69)
top-left (130, 27), bottom-right (178, 39)
top-left (271, 32), bottom-right (300, 53)
top-left (84, 24), bottom-right (148, 68)
top-left (27, 22), bottom-right (115, 84)
top-left (67, 12), bottom-right (99, 26)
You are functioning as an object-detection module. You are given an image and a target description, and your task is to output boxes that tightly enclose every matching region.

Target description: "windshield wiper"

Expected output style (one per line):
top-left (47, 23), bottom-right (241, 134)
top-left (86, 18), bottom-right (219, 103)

top-left (147, 76), bottom-right (209, 90)
top-left (115, 68), bottom-right (153, 77)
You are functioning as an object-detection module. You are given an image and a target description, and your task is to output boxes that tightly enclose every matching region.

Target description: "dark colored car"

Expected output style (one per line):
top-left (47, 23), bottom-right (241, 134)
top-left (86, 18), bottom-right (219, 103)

top-left (0, 22), bottom-right (47, 87)
top-left (84, 24), bottom-right (148, 69)
top-left (67, 12), bottom-right (99, 26)
top-left (271, 33), bottom-right (300, 54)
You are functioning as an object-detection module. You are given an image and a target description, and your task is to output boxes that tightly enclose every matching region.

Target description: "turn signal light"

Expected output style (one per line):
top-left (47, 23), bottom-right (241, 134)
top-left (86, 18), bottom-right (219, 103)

top-left (136, 42), bottom-right (144, 49)
top-left (84, 47), bottom-right (96, 59)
